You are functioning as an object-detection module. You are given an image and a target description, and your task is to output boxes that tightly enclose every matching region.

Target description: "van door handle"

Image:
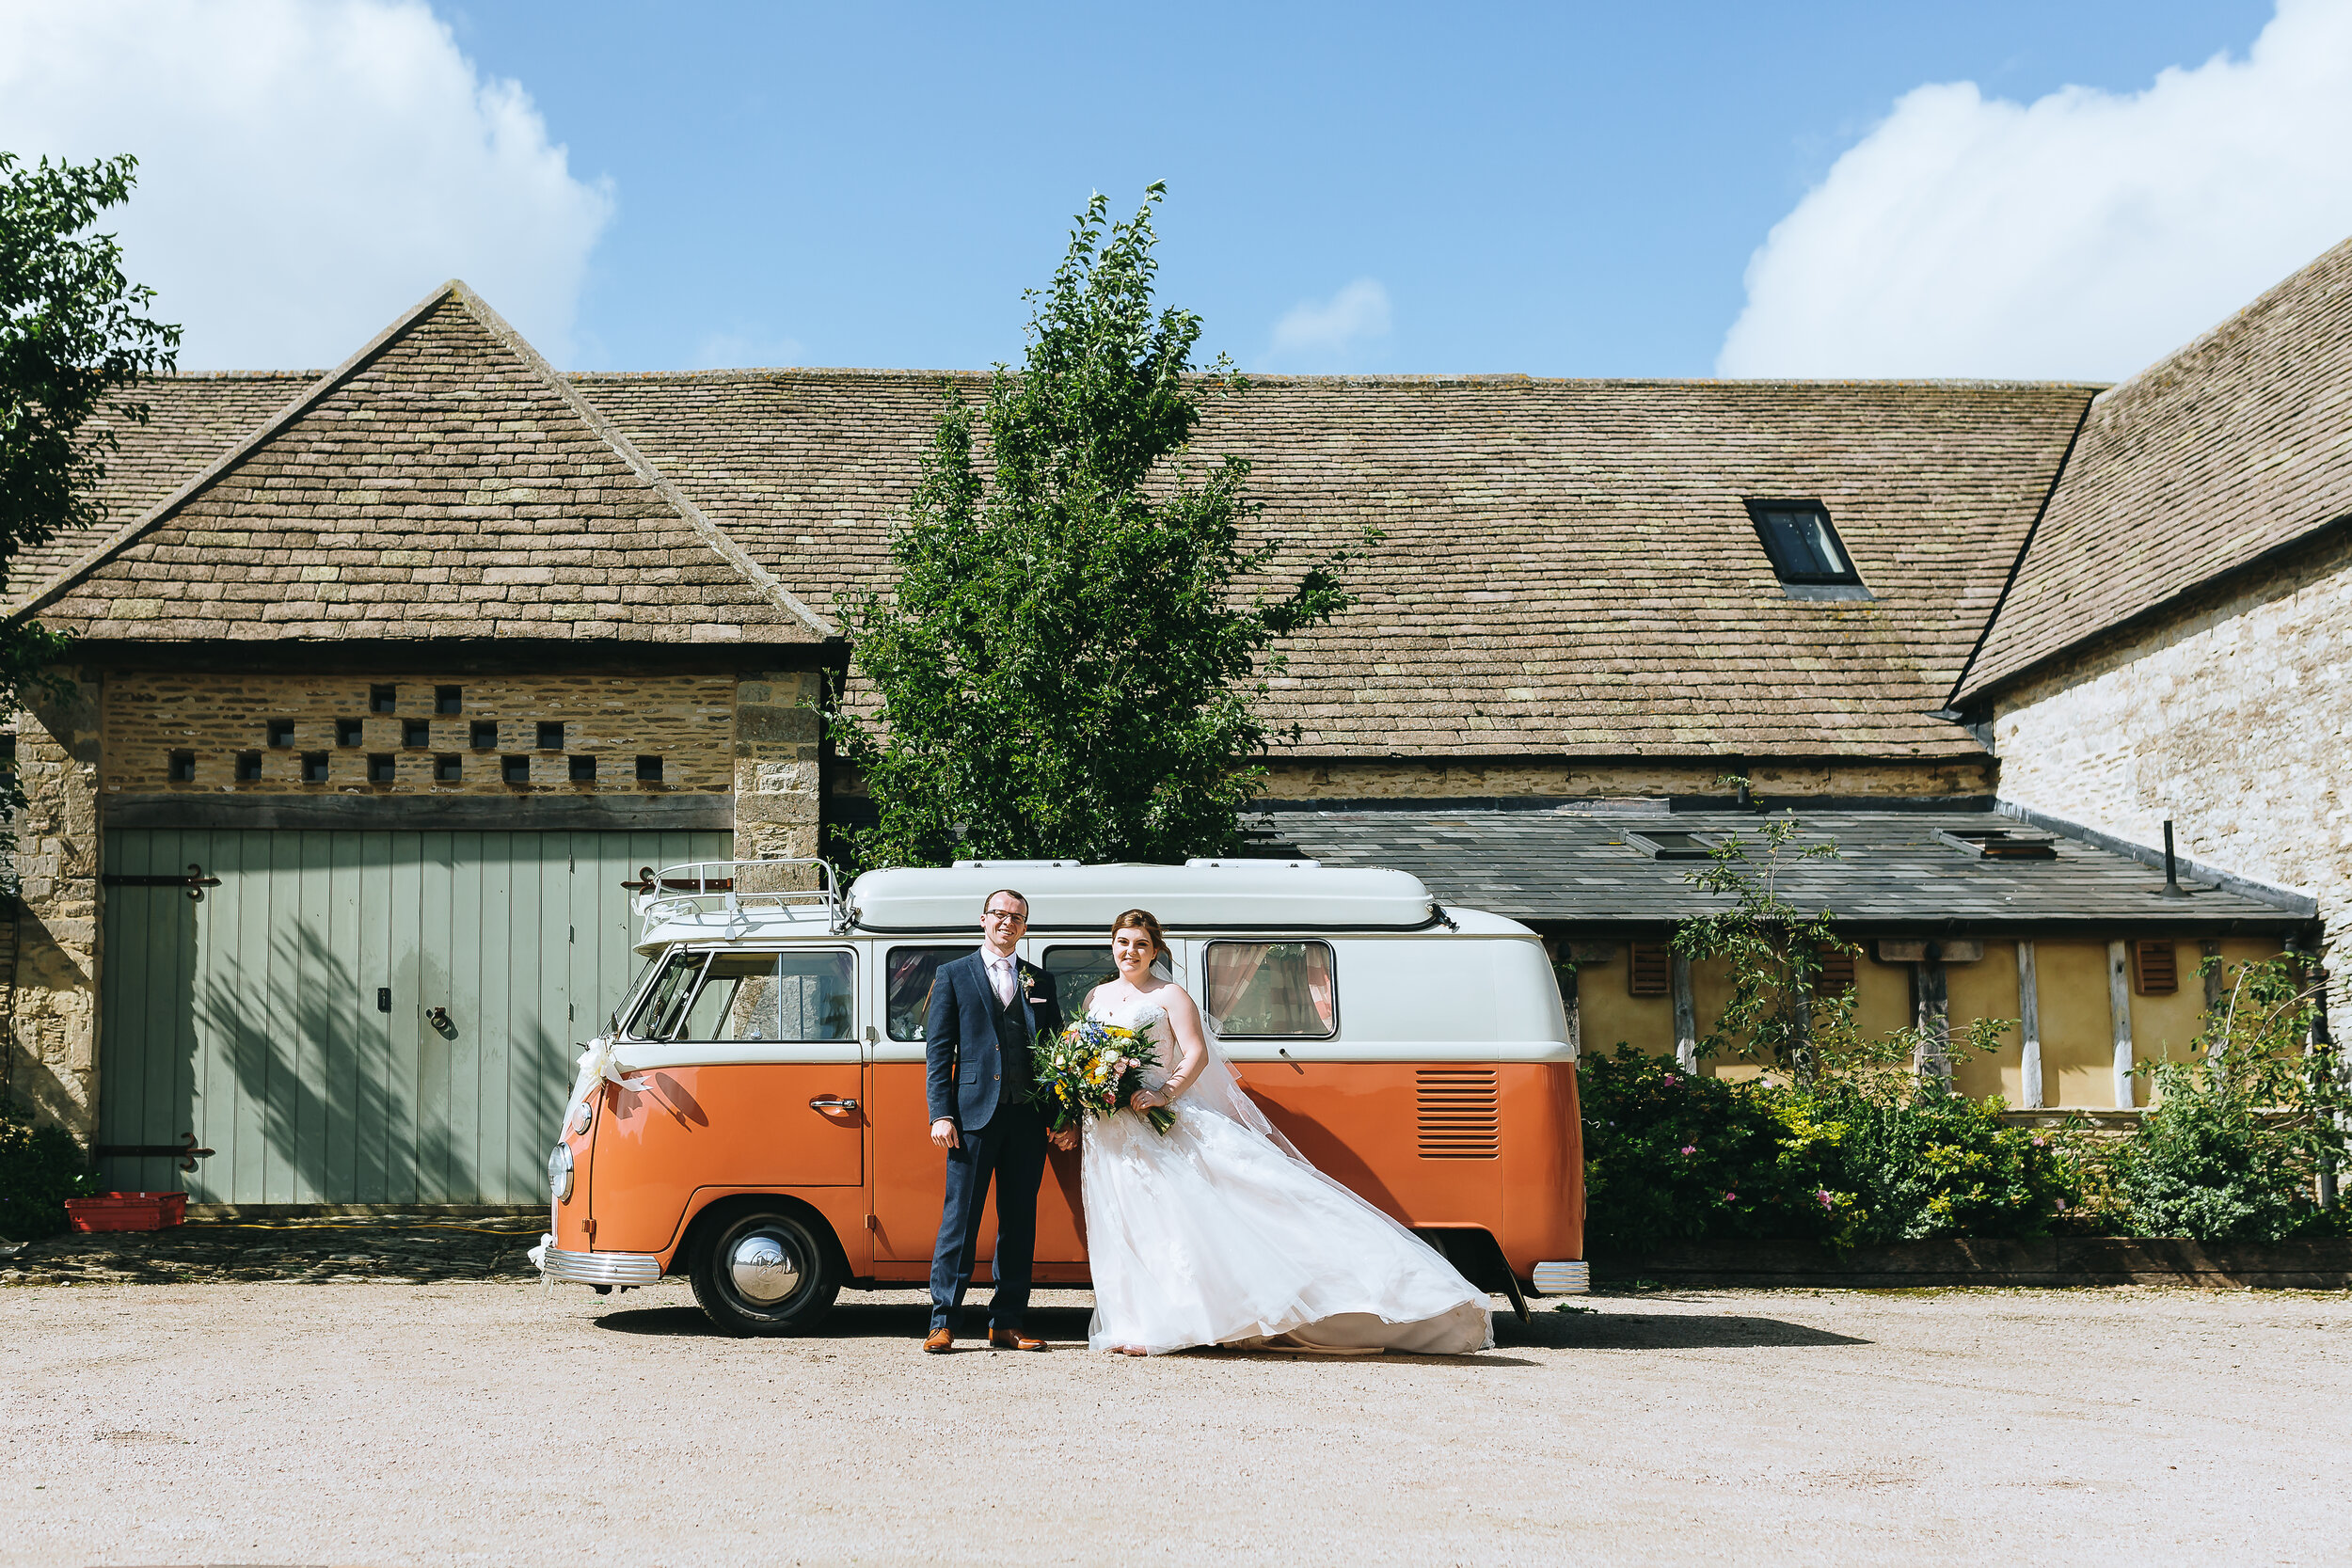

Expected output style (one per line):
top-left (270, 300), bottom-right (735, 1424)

top-left (809, 1096), bottom-right (860, 1120)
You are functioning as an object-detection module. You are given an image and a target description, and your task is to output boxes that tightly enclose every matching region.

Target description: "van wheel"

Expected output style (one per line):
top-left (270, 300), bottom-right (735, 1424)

top-left (690, 1208), bottom-right (842, 1336)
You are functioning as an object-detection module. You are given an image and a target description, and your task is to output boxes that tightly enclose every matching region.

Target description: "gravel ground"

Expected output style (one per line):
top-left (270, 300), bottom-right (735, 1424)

top-left (3, 1280), bottom-right (2348, 1566)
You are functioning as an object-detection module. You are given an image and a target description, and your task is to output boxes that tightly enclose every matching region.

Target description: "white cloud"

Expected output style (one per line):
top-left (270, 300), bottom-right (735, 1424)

top-left (1265, 278), bottom-right (1392, 370)
top-left (1717, 0), bottom-right (2352, 380)
top-left (0, 0), bottom-right (613, 369)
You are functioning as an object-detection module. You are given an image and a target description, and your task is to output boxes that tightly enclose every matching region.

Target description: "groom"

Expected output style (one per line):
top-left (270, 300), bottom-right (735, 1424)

top-left (923, 888), bottom-right (1071, 1354)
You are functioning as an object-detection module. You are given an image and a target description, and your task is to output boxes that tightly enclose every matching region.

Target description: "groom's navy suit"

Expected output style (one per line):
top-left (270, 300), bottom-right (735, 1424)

top-left (925, 948), bottom-right (1064, 1335)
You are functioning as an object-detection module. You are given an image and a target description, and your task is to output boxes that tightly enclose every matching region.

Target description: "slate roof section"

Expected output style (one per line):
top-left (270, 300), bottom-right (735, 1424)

top-left (1961, 235), bottom-right (2352, 699)
top-left (8, 282), bottom-right (829, 644)
top-left (1262, 803), bottom-right (2302, 931)
top-left (578, 371), bottom-right (2093, 759)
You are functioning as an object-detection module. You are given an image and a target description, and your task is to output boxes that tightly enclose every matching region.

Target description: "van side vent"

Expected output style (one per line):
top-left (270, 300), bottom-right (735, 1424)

top-left (1417, 1068), bottom-right (1500, 1160)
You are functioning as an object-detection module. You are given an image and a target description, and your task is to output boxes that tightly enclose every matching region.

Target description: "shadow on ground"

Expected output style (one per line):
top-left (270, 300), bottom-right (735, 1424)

top-left (594, 1299), bottom-right (1868, 1353)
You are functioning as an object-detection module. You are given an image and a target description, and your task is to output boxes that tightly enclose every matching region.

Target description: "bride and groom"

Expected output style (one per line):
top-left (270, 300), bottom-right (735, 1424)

top-left (923, 888), bottom-right (1494, 1356)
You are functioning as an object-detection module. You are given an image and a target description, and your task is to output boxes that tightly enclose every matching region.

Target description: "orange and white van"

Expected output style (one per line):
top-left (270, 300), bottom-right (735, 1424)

top-left (534, 859), bottom-right (1587, 1334)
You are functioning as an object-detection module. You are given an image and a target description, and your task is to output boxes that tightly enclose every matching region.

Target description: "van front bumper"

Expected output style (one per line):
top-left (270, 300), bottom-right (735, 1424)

top-left (533, 1238), bottom-right (663, 1287)
top-left (1532, 1260), bottom-right (1590, 1295)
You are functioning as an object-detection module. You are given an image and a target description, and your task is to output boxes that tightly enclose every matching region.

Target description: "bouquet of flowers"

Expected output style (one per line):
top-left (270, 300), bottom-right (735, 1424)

top-left (1031, 1017), bottom-right (1177, 1136)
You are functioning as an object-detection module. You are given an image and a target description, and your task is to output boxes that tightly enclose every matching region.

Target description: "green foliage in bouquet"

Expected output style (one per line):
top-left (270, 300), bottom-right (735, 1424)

top-left (0, 1100), bottom-right (95, 1241)
top-left (2114, 953), bottom-right (2352, 1242)
top-left (829, 185), bottom-right (1376, 869)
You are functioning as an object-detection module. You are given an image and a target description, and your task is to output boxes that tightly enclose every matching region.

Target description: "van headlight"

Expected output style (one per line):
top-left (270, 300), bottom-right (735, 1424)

top-left (548, 1142), bottom-right (574, 1203)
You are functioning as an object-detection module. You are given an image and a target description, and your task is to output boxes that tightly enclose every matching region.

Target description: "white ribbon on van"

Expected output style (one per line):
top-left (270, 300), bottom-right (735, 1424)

top-left (562, 1033), bottom-right (650, 1128)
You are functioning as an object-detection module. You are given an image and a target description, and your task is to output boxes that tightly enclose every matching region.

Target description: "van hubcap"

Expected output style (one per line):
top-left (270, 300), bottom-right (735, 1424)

top-left (729, 1232), bottom-right (801, 1305)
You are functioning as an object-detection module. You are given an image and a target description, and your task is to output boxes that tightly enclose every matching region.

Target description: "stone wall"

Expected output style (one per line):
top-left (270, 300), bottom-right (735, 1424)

top-left (732, 670), bottom-right (824, 862)
top-left (103, 671), bottom-right (737, 796)
top-left (6, 671), bottom-right (103, 1136)
top-left (1990, 531), bottom-right (2349, 1019)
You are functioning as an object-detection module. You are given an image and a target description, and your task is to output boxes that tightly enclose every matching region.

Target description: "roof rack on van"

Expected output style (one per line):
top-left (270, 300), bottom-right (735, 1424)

top-left (633, 858), bottom-right (846, 938)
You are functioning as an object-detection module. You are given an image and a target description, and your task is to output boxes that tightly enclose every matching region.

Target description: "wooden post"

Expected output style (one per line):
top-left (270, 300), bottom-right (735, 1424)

top-left (2108, 938), bottom-right (2136, 1109)
top-left (2017, 941), bottom-right (2044, 1109)
top-left (1671, 951), bottom-right (1696, 1072)
top-left (1913, 956), bottom-right (1951, 1083)
top-left (2201, 938), bottom-right (2225, 1016)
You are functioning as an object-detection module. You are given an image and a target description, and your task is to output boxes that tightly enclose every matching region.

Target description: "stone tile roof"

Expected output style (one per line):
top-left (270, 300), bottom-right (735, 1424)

top-left (7, 283), bottom-right (827, 645)
top-left (577, 371), bottom-right (2092, 760)
top-left (1960, 235), bottom-right (2352, 699)
top-left (1263, 802), bottom-right (2303, 931)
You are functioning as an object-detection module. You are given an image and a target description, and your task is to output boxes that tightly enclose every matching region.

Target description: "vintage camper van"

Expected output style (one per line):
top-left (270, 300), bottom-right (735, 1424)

top-left (535, 859), bottom-right (1587, 1334)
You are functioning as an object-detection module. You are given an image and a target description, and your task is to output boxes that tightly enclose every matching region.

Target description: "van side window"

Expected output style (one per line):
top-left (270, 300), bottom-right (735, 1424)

top-left (1203, 942), bottom-right (1337, 1038)
top-left (886, 945), bottom-right (978, 1040)
top-left (1041, 944), bottom-right (1171, 1020)
top-left (676, 951), bottom-right (855, 1042)
top-left (626, 949), bottom-right (709, 1039)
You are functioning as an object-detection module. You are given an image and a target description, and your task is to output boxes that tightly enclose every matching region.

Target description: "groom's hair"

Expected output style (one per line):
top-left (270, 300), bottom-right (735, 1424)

top-left (982, 888), bottom-right (1029, 916)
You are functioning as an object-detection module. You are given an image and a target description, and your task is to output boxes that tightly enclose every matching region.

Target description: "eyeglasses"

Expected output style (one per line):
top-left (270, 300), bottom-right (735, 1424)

top-left (983, 909), bottom-right (1027, 924)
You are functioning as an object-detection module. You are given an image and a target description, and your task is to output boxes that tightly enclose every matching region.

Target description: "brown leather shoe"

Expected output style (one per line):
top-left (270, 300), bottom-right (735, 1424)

top-left (988, 1328), bottom-right (1046, 1352)
top-left (922, 1328), bottom-right (954, 1354)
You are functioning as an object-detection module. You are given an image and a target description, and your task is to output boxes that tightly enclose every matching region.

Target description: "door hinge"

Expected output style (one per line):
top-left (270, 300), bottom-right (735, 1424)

top-left (568, 925), bottom-right (575, 943)
top-left (865, 1213), bottom-right (878, 1231)
top-left (568, 1003), bottom-right (575, 1022)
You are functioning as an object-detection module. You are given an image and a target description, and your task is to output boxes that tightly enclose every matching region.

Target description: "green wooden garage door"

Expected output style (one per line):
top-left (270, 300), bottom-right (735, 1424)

top-left (97, 828), bottom-right (732, 1205)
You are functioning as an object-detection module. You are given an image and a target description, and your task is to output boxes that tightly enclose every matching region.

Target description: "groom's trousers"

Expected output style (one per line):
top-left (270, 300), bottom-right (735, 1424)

top-left (928, 1100), bottom-right (1048, 1335)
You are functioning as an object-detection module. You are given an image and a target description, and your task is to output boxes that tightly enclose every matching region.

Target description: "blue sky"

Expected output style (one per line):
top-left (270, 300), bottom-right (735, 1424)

top-left (8, 0), bottom-right (2345, 380)
top-left (444, 1), bottom-right (2278, 374)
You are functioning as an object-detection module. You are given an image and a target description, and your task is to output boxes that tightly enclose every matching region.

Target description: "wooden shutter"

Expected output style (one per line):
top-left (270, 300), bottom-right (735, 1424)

top-left (1628, 943), bottom-right (1670, 997)
top-left (2134, 941), bottom-right (2178, 996)
top-left (1815, 943), bottom-right (1856, 994)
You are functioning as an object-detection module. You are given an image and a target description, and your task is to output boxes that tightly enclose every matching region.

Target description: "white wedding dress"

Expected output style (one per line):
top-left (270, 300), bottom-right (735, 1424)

top-left (1080, 989), bottom-right (1494, 1355)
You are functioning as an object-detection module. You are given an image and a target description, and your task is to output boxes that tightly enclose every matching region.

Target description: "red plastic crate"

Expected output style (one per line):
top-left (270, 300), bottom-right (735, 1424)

top-left (64, 1192), bottom-right (188, 1233)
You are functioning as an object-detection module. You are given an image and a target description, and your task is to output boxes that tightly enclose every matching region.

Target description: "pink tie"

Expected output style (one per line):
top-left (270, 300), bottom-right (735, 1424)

top-left (992, 958), bottom-right (1015, 1006)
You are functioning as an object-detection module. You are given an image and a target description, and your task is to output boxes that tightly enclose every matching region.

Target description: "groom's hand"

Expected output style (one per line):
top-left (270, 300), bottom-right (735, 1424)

top-left (930, 1118), bottom-right (960, 1149)
top-left (1049, 1127), bottom-right (1077, 1151)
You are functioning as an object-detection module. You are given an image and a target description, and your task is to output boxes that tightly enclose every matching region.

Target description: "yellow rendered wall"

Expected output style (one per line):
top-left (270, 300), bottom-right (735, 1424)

top-left (1577, 948), bottom-right (1673, 1063)
top-left (1947, 943), bottom-right (2025, 1103)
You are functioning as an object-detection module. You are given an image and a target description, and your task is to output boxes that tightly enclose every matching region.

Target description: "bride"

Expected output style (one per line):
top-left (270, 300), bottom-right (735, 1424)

top-left (1079, 908), bottom-right (1493, 1355)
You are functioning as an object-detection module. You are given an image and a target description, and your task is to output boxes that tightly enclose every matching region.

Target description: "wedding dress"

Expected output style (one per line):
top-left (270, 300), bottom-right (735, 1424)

top-left (1080, 989), bottom-right (1494, 1355)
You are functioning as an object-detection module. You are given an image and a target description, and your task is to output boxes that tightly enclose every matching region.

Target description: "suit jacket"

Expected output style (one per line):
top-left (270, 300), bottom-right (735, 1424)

top-left (925, 950), bottom-right (1065, 1130)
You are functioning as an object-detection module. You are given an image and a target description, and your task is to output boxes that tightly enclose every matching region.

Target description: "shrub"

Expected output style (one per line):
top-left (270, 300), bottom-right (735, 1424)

top-left (2113, 954), bottom-right (2350, 1243)
top-left (0, 1100), bottom-right (95, 1240)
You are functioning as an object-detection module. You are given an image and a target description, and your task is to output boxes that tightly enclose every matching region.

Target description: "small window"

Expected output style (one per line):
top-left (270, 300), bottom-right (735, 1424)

top-left (367, 753), bottom-right (395, 784)
top-left (1628, 943), bottom-right (1671, 997)
top-left (2134, 941), bottom-right (2179, 996)
top-left (501, 754), bottom-right (530, 786)
top-left (1744, 499), bottom-right (1860, 585)
top-left (569, 754), bottom-right (596, 783)
top-left (636, 754), bottom-right (663, 784)
top-left (301, 752), bottom-right (329, 784)
top-left (267, 719), bottom-right (294, 749)
top-left (672, 951), bottom-right (855, 1042)
top-left (885, 945), bottom-right (978, 1040)
top-left (401, 719), bottom-right (430, 749)
top-left (470, 720), bottom-right (498, 751)
top-left (1041, 944), bottom-right (1172, 1020)
top-left (435, 685), bottom-right (462, 715)
top-left (370, 684), bottom-right (396, 714)
top-left (167, 750), bottom-right (196, 784)
top-left (1203, 942), bottom-right (1336, 1038)
top-left (626, 950), bottom-right (710, 1040)
top-left (1813, 942), bottom-right (1856, 995)
top-left (235, 751), bottom-right (262, 783)
top-left (537, 721), bottom-right (564, 752)
top-left (434, 753), bottom-right (462, 783)
top-left (1934, 828), bottom-right (2058, 861)
top-left (335, 717), bottom-right (363, 748)
top-left (1627, 830), bottom-right (1715, 861)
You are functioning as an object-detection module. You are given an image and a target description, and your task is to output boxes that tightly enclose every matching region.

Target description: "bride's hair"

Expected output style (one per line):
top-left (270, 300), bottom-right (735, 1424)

top-left (1110, 908), bottom-right (1166, 958)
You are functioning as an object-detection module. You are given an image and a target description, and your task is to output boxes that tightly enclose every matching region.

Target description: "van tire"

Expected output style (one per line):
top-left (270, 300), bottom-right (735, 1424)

top-left (689, 1205), bottom-right (843, 1336)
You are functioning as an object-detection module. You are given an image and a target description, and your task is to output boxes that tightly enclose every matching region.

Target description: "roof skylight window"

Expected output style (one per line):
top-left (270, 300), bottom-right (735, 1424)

top-left (1744, 499), bottom-right (1862, 587)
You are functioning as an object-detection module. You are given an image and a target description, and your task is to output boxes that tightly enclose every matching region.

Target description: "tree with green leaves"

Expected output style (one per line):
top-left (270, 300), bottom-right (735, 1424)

top-left (0, 151), bottom-right (181, 883)
top-left (830, 185), bottom-right (1373, 867)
